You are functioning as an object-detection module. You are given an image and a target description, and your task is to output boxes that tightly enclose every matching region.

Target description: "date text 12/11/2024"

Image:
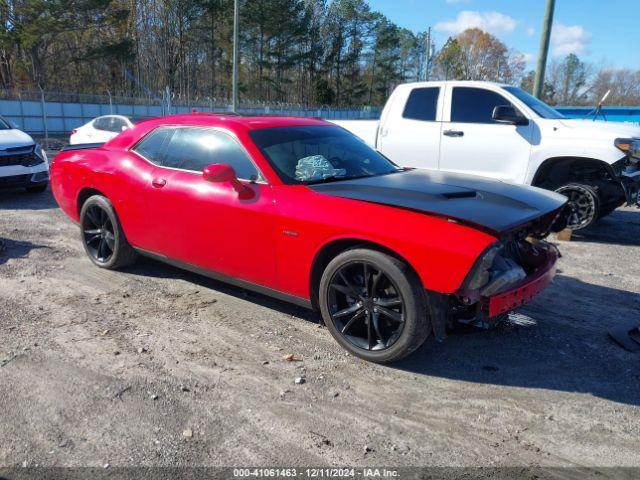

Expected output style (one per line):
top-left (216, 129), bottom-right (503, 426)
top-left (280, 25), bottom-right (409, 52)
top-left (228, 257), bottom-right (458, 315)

top-left (232, 468), bottom-right (399, 478)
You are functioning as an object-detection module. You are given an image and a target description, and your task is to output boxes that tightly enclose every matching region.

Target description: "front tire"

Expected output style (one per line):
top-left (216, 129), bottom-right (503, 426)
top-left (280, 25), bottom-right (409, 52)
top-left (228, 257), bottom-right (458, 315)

top-left (318, 248), bottom-right (430, 363)
top-left (555, 183), bottom-right (600, 230)
top-left (79, 195), bottom-right (137, 269)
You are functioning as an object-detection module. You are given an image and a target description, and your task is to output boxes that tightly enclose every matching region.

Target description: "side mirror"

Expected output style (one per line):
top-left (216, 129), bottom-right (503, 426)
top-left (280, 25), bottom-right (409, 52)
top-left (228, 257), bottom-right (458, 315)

top-left (203, 163), bottom-right (253, 198)
top-left (492, 105), bottom-right (528, 126)
top-left (203, 163), bottom-right (237, 183)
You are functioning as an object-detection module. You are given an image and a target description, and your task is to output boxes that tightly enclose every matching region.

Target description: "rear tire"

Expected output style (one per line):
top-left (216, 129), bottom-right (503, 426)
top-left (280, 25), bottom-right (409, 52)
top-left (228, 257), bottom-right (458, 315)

top-left (79, 195), bottom-right (137, 269)
top-left (554, 183), bottom-right (600, 230)
top-left (318, 248), bottom-right (430, 364)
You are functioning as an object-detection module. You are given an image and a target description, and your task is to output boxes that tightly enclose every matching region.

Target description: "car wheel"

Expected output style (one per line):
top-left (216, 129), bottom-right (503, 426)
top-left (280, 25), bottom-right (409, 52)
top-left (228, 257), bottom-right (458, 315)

top-left (79, 195), bottom-right (137, 269)
top-left (319, 248), bottom-right (430, 363)
top-left (25, 183), bottom-right (48, 193)
top-left (554, 183), bottom-right (600, 230)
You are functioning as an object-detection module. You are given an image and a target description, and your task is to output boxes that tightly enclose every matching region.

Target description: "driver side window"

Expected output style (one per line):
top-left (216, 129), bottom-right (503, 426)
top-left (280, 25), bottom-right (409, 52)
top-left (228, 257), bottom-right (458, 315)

top-left (162, 128), bottom-right (261, 180)
top-left (451, 87), bottom-right (516, 124)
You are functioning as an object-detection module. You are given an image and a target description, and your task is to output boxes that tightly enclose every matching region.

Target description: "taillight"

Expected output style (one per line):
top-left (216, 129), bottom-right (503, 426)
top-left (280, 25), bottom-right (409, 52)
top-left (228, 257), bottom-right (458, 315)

top-left (71, 129), bottom-right (77, 135)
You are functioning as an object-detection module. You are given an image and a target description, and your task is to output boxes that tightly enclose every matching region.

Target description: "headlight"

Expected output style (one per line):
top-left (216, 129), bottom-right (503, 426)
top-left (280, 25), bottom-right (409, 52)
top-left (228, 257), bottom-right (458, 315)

top-left (465, 244), bottom-right (501, 290)
top-left (615, 138), bottom-right (640, 165)
top-left (34, 143), bottom-right (48, 163)
top-left (615, 138), bottom-right (634, 153)
top-left (20, 144), bottom-right (46, 167)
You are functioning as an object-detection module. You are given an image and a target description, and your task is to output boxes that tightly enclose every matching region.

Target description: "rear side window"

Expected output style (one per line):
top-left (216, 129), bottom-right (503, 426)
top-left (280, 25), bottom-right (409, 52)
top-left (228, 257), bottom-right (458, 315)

top-left (110, 117), bottom-right (128, 132)
top-left (403, 87), bottom-right (440, 121)
top-left (451, 87), bottom-right (514, 124)
top-left (133, 128), bottom-right (173, 164)
top-left (163, 128), bottom-right (260, 180)
top-left (93, 117), bottom-right (110, 131)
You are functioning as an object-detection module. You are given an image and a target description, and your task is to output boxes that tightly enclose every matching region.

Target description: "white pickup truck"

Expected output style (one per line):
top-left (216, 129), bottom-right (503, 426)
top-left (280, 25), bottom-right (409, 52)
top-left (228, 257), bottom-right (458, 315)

top-left (332, 81), bottom-right (640, 229)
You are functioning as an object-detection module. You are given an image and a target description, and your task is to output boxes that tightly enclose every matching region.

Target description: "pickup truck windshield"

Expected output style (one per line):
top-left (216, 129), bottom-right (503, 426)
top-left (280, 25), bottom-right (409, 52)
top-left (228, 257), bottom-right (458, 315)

top-left (502, 87), bottom-right (565, 119)
top-left (249, 125), bottom-right (401, 184)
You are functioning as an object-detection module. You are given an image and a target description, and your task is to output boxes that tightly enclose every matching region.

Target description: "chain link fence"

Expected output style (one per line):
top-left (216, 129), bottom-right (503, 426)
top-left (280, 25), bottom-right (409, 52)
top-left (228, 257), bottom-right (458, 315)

top-left (0, 89), bottom-right (382, 144)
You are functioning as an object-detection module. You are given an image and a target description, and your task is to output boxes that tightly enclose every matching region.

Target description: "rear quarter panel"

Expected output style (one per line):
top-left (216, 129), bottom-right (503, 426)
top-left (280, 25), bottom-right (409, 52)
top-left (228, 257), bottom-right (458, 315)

top-left (50, 147), bottom-right (154, 247)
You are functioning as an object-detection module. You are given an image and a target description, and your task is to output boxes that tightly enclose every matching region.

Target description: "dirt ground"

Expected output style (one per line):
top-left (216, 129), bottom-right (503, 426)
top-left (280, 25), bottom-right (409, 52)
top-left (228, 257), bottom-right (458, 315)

top-left (0, 181), bottom-right (639, 473)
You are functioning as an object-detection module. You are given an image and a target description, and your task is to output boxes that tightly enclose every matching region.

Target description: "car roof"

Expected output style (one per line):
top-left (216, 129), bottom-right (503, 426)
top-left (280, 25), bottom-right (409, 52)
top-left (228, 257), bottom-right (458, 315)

top-left (104, 113), bottom-right (334, 151)
top-left (133, 113), bottom-right (331, 131)
top-left (397, 80), bottom-right (509, 89)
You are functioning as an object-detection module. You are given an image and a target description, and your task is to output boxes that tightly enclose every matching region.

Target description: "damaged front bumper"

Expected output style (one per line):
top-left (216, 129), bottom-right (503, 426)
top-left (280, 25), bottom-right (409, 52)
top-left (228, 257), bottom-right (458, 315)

top-left (618, 140), bottom-right (640, 206)
top-left (428, 240), bottom-right (559, 341)
top-left (480, 245), bottom-right (558, 317)
top-left (621, 167), bottom-right (640, 206)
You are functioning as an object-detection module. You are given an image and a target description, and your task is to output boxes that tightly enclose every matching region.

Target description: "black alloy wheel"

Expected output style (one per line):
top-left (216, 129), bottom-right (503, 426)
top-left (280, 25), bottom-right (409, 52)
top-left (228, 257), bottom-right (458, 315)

top-left (555, 183), bottom-right (600, 230)
top-left (319, 248), bottom-right (430, 363)
top-left (83, 204), bottom-right (116, 263)
top-left (79, 195), bottom-right (137, 269)
top-left (328, 261), bottom-right (405, 351)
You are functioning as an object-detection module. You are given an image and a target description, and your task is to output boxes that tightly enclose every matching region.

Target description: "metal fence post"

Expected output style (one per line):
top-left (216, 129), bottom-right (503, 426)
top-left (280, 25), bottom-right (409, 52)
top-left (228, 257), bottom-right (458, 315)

top-left (18, 92), bottom-right (24, 130)
top-left (38, 85), bottom-right (49, 149)
top-left (107, 90), bottom-right (113, 114)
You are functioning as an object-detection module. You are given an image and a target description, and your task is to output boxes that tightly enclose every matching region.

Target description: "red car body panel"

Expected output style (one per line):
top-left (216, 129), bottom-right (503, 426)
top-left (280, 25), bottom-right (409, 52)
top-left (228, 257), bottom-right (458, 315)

top-left (51, 114), bottom-right (544, 307)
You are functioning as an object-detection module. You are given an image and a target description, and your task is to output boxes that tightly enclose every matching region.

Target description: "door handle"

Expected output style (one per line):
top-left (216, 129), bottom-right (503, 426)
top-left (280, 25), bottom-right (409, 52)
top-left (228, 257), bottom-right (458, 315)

top-left (151, 178), bottom-right (167, 188)
top-left (443, 129), bottom-right (464, 137)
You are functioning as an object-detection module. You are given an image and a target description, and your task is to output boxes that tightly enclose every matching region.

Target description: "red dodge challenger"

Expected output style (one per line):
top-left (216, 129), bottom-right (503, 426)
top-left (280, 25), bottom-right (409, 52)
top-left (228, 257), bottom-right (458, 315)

top-left (51, 114), bottom-right (568, 363)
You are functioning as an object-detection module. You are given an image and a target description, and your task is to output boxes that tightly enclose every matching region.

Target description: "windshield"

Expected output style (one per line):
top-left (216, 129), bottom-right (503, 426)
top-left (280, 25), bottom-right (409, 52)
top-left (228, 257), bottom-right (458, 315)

top-left (503, 86), bottom-right (565, 119)
top-left (249, 125), bottom-right (401, 184)
top-left (0, 117), bottom-right (12, 130)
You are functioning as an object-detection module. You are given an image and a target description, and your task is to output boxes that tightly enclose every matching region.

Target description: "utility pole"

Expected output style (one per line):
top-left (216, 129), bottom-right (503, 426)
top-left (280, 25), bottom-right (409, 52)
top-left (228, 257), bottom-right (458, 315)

top-left (232, 0), bottom-right (240, 112)
top-left (424, 27), bottom-right (432, 81)
top-left (533, 0), bottom-right (555, 99)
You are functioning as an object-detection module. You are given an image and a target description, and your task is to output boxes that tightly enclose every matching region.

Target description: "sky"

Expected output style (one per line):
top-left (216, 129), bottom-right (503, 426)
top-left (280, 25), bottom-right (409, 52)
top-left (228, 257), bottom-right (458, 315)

top-left (366, 0), bottom-right (640, 70)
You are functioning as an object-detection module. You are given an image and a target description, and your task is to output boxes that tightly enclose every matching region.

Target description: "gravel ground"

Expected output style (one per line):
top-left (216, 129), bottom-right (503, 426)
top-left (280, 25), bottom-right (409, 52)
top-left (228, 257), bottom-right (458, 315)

top-left (0, 184), bottom-right (639, 472)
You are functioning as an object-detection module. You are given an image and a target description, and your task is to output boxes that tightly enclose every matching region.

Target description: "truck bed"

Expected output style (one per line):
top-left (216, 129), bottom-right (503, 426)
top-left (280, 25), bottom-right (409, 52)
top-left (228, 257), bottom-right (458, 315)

top-left (329, 120), bottom-right (378, 148)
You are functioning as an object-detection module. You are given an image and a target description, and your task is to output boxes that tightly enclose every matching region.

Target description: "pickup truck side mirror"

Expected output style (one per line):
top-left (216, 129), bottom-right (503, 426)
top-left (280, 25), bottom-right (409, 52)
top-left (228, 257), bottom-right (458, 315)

top-left (492, 105), bottom-right (528, 126)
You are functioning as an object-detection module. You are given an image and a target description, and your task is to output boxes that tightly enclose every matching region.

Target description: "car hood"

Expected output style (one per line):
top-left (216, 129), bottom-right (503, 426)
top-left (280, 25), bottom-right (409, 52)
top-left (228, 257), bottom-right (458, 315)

top-left (557, 118), bottom-right (640, 138)
top-left (309, 169), bottom-right (567, 236)
top-left (0, 129), bottom-right (35, 150)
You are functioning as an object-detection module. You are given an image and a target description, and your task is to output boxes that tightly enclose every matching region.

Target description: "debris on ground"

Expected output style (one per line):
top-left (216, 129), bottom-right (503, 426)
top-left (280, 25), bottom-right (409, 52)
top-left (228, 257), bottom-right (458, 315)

top-left (182, 429), bottom-right (193, 438)
top-left (282, 353), bottom-right (302, 362)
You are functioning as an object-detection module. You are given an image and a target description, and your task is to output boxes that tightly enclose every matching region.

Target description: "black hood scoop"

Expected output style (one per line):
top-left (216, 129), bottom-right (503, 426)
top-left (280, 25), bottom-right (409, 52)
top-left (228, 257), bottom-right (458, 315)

top-left (309, 169), bottom-right (567, 235)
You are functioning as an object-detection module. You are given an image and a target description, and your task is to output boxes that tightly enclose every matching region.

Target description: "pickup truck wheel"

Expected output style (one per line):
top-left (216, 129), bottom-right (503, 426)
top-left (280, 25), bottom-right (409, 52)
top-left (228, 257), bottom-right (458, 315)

top-left (319, 248), bottom-right (430, 364)
top-left (555, 183), bottom-right (600, 230)
top-left (80, 195), bottom-right (137, 269)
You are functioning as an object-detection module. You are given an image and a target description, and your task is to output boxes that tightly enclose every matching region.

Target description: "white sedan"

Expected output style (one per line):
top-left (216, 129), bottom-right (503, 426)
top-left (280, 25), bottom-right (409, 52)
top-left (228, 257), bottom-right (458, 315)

top-left (69, 115), bottom-right (142, 145)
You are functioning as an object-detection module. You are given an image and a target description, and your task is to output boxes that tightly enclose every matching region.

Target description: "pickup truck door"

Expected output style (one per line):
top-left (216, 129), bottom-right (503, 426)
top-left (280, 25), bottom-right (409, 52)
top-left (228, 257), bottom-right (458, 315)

top-left (438, 86), bottom-right (533, 183)
top-left (377, 86), bottom-right (442, 170)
